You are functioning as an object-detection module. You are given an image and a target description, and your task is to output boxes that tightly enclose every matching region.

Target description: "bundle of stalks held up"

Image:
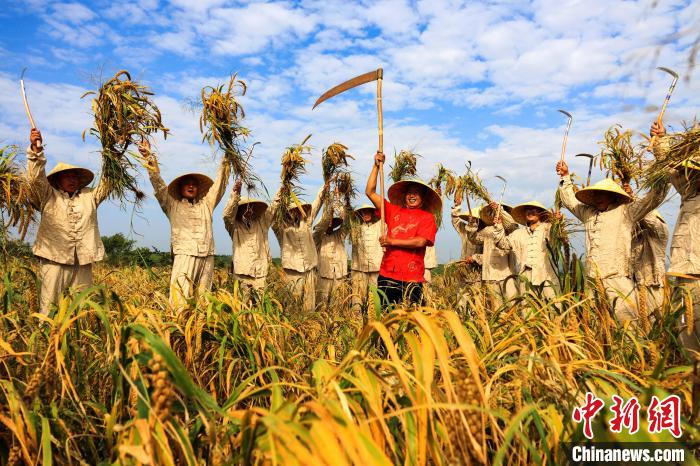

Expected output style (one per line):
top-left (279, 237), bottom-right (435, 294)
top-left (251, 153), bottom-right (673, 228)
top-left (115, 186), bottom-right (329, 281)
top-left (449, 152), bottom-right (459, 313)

top-left (642, 121), bottom-right (700, 191)
top-left (82, 70), bottom-right (169, 205)
top-left (276, 135), bottom-right (312, 224)
top-left (199, 74), bottom-right (255, 191)
top-left (389, 149), bottom-right (418, 183)
top-left (322, 143), bottom-right (356, 233)
top-left (429, 164), bottom-right (456, 197)
top-left (598, 125), bottom-right (645, 194)
top-left (0, 145), bottom-right (35, 248)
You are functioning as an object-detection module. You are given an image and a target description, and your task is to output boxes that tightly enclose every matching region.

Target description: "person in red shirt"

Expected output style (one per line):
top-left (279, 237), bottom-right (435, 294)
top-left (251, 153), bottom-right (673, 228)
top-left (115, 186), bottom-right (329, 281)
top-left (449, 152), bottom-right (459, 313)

top-left (365, 151), bottom-right (440, 306)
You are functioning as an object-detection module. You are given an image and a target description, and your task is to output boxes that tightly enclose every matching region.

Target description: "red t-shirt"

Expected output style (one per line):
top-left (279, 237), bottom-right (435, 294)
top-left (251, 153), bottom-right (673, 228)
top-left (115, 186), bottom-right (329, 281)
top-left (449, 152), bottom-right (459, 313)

top-left (377, 200), bottom-right (437, 283)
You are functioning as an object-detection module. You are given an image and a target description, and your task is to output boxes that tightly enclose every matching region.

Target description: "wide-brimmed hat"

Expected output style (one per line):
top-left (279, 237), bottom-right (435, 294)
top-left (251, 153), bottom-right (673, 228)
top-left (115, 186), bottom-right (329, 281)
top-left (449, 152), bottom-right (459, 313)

top-left (47, 163), bottom-right (94, 190)
top-left (387, 178), bottom-right (442, 215)
top-left (318, 216), bottom-right (344, 232)
top-left (354, 204), bottom-right (379, 220)
top-left (511, 201), bottom-right (551, 225)
top-left (235, 197), bottom-right (268, 219)
top-left (479, 203), bottom-right (514, 227)
top-left (456, 205), bottom-right (482, 221)
top-left (286, 200), bottom-right (312, 217)
top-left (575, 178), bottom-right (631, 206)
top-left (167, 173), bottom-right (214, 200)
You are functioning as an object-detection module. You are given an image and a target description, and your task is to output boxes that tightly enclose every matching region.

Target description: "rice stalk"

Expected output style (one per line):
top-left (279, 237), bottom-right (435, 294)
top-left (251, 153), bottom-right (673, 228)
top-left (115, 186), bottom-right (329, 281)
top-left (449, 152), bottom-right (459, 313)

top-left (199, 74), bottom-right (254, 189)
top-left (598, 124), bottom-right (645, 192)
top-left (0, 145), bottom-right (35, 252)
top-left (275, 134), bottom-right (312, 224)
top-left (642, 121), bottom-right (700, 191)
top-left (389, 149), bottom-right (418, 183)
top-left (82, 70), bottom-right (169, 205)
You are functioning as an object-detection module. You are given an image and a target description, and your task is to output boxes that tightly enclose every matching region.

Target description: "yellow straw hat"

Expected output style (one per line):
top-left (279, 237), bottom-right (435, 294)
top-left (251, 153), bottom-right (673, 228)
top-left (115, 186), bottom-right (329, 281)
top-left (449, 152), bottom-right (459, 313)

top-left (235, 197), bottom-right (268, 219)
top-left (387, 178), bottom-right (442, 215)
top-left (286, 200), bottom-right (312, 217)
top-left (511, 201), bottom-right (551, 225)
top-left (46, 163), bottom-right (94, 190)
top-left (479, 203), bottom-right (514, 227)
top-left (354, 204), bottom-right (377, 214)
top-left (575, 178), bottom-right (631, 206)
top-left (457, 204), bottom-right (482, 220)
top-left (167, 173), bottom-right (214, 200)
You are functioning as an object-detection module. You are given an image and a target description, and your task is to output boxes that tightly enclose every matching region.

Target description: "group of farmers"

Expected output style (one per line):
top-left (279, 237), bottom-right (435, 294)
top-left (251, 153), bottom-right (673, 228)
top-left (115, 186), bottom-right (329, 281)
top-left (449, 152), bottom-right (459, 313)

top-left (23, 118), bottom-right (700, 360)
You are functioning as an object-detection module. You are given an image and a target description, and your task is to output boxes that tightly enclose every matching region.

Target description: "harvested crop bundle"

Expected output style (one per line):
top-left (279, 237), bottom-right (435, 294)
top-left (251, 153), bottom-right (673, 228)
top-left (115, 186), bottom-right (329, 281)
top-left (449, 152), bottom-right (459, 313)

top-left (82, 70), bottom-right (169, 205)
top-left (276, 134), bottom-right (312, 224)
top-left (389, 149), bottom-right (418, 183)
top-left (643, 122), bottom-right (700, 191)
top-left (0, 145), bottom-right (35, 243)
top-left (598, 124), bottom-right (645, 193)
top-left (199, 74), bottom-right (254, 188)
top-left (429, 164), bottom-right (456, 197)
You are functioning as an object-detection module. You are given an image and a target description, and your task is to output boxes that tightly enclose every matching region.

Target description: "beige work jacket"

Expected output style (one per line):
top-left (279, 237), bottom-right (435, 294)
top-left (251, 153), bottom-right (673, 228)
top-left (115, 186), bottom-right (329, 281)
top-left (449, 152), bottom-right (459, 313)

top-left (313, 209), bottom-right (348, 279)
top-left (222, 191), bottom-right (279, 278)
top-left (27, 148), bottom-right (107, 265)
top-left (451, 206), bottom-right (479, 259)
top-left (272, 187), bottom-right (324, 272)
top-left (468, 211), bottom-right (516, 281)
top-left (668, 169), bottom-right (700, 275)
top-left (350, 220), bottom-right (382, 272)
top-left (493, 222), bottom-right (556, 285)
top-left (424, 244), bottom-right (438, 269)
top-left (559, 176), bottom-right (667, 279)
top-left (632, 212), bottom-right (669, 286)
top-left (149, 160), bottom-right (229, 257)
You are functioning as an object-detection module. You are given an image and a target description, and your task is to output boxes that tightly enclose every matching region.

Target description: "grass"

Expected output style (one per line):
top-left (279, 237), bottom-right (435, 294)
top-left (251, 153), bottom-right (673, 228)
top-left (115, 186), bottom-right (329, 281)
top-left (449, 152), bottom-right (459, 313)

top-left (0, 256), bottom-right (697, 465)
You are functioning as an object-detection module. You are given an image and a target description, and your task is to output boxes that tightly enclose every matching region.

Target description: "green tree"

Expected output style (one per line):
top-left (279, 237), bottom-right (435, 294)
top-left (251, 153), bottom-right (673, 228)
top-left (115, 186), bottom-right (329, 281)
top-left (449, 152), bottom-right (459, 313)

top-left (101, 233), bottom-right (136, 266)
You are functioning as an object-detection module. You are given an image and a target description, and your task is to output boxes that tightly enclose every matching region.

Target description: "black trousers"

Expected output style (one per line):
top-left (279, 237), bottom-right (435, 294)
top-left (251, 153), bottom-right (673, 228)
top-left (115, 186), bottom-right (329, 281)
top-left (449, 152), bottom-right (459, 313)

top-left (377, 275), bottom-right (424, 306)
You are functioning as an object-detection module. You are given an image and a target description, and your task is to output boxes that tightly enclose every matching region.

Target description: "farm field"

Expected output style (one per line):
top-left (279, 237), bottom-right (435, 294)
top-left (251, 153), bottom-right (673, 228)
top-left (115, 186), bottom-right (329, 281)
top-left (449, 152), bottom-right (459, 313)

top-left (0, 258), bottom-right (697, 465)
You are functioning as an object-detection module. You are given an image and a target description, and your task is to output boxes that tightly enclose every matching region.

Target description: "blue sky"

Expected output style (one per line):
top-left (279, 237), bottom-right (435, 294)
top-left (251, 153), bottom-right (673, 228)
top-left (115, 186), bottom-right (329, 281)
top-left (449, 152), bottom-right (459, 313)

top-left (1, 0), bottom-right (698, 261)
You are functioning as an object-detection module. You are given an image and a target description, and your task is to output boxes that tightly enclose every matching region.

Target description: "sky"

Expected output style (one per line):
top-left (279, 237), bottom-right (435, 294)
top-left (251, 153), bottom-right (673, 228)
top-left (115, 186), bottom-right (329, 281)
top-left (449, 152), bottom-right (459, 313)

top-left (1, 0), bottom-right (698, 262)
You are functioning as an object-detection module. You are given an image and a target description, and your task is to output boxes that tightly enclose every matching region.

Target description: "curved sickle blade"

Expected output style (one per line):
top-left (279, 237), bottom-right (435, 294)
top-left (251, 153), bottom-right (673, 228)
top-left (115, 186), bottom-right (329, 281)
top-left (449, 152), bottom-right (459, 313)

top-left (20, 67), bottom-right (37, 129)
top-left (574, 153), bottom-right (594, 159)
top-left (312, 68), bottom-right (383, 109)
top-left (657, 66), bottom-right (679, 80)
top-left (558, 109), bottom-right (572, 120)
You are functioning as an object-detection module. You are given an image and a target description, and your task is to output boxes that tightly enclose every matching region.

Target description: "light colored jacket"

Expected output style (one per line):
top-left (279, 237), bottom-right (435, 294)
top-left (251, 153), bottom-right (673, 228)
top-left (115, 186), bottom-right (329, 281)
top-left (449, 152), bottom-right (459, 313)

top-left (468, 210), bottom-right (516, 281)
top-left (313, 209), bottom-right (348, 279)
top-left (149, 160), bottom-right (229, 257)
top-left (222, 191), bottom-right (279, 278)
top-left (451, 206), bottom-right (479, 259)
top-left (559, 176), bottom-right (667, 279)
top-left (27, 148), bottom-right (107, 265)
top-left (272, 187), bottom-right (324, 273)
top-left (350, 220), bottom-right (382, 272)
top-left (632, 212), bottom-right (669, 287)
top-left (424, 244), bottom-right (438, 269)
top-left (493, 222), bottom-right (557, 285)
top-left (668, 169), bottom-right (700, 275)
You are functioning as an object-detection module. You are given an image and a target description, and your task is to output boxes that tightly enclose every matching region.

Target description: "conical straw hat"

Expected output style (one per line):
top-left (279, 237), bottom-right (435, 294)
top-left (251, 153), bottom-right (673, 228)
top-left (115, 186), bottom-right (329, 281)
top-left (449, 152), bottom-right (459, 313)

top-left (46, 163), bottom-right (94, 190)
top-left (511, 201), bottom-right (551, 225)
top-left (167, 173), bottom-right (214, 200)
top-left (235, 197), bottom-right (268, 219)
top-left (354, 203), bottom-right (377, 213)
top-left (479, 203), bottom-right (515, 229)
top-left (387, 178), bottom-right (442, 215)
top-left (457, 204), bottom-right (482, 220)
top-left (575, 178), bottom-right (631, 206)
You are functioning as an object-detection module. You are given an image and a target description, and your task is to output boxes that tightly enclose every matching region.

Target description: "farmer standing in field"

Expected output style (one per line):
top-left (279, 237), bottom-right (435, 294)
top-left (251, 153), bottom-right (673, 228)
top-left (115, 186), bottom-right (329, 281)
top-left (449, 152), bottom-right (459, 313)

top-left (271, 183), bottom-right (328, 313)
top-left (222, 180), bottom-right (278, 298)
top-left (451, 203), bottom-right (483, 286)
top-left (365, 151), bottom-right (439, 306)
top-left (313, 206), bottom-right (348, 304)
top-left (465, 202), bottom-right (518, 304)
top-left (556, 160), bottom-right (667, 323)
top-left (140, 141), bottom-right (230, 308)
top-left (631, 210), bottom-right (669, 321)
top-left (349, 205), bottom-right (383, 310)
top-left (650, 121), bottom-right (700, 359)
top-left (493, 201), bottom-right (559, 298)
top-left (26, 129), bottom-right (109, 313)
